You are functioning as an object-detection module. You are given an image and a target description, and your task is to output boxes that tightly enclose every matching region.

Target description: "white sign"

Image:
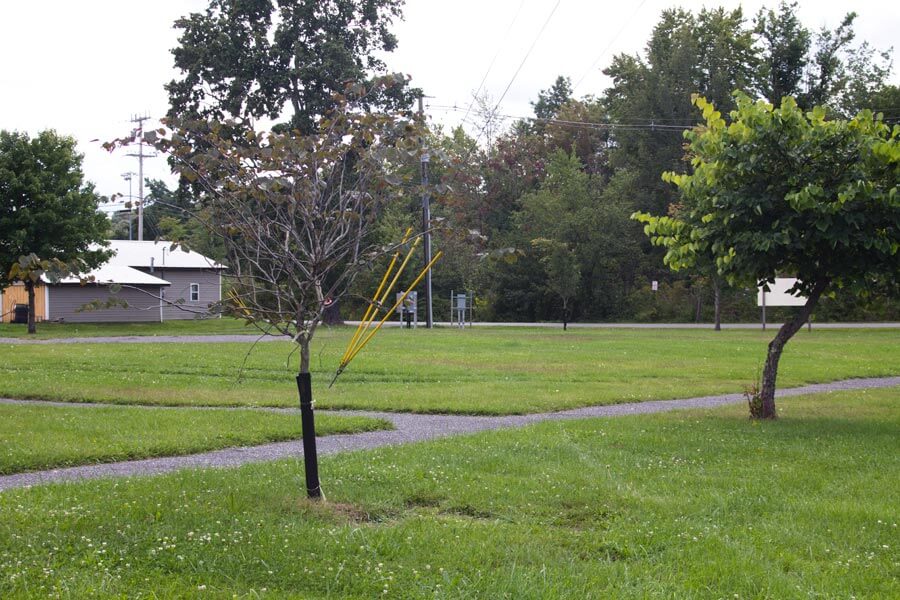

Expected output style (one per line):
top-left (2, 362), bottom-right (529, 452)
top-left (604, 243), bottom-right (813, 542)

top-left (757, 278), bottom-right (807, 307)
top-left (396, 291), bottom-right (417, 313)
top-left (651, 280), bottom-right (658, 292)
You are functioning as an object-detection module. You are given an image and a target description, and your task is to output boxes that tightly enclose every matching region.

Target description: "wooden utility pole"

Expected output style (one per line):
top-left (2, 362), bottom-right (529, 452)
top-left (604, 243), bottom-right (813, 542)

top-left (128, 115), bottom-right (151, 241)
top-left (418, 97), bottom-right (433, 328)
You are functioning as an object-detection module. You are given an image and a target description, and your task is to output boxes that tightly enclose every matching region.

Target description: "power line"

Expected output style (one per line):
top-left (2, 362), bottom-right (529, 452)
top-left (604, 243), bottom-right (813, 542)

top-left (429, 103), bottom-right (693, 132)
top-left (470, 0), bottom-right (562, 147)
top-left (572, 0), bottom-right (650, 93)
top-left (459, 0), bottom-right (528, 128)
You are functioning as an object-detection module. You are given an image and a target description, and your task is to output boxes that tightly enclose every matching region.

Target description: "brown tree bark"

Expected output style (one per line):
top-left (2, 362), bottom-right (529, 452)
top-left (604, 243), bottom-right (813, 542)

top-left (25, 280), bottom-right (36, 335)
top-left (757, 278), bottom-right (829, 419)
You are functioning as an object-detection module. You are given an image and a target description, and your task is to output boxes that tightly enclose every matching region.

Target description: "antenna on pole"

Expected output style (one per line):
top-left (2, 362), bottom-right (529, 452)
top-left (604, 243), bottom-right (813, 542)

top-left (126, 113), bottom-right (155, 241)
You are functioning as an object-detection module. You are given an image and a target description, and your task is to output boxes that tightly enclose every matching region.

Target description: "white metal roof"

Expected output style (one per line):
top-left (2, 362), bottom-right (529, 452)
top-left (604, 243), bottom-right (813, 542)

top-left (43, 265), bottom-right (171, 286)
top-left (103, 240), bottom-right (225, 270)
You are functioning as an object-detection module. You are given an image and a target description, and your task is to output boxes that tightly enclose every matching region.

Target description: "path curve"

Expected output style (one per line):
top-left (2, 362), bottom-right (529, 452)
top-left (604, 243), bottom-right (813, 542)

top-left (1, 376), bottom-right (897, 492)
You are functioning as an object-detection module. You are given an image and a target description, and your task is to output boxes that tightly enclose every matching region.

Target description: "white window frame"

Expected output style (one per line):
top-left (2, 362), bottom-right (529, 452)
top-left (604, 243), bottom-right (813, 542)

top-left (189, 283), bottom-right (200, 302)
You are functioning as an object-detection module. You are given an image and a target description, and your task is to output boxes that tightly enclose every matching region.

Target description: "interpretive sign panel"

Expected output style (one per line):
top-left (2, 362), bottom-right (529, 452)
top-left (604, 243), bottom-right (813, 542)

top-left (757, 278), bottom-right (807, 307)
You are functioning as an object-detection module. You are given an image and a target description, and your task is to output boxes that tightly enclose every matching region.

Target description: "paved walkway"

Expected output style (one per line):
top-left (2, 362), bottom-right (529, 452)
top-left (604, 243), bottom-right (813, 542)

top-left (1, 322), bottom-right (898, 345)
top-left (1, 376), bottom-right (897, 492)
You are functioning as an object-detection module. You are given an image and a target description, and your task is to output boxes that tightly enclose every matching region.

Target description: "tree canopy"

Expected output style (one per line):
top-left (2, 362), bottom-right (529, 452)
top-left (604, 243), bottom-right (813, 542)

top-left (166, 0), bottom-right (417, 134)
top-left (635, 93), bottom-right (899, 417)
top-left (0, 130), bottom-right (110, 333)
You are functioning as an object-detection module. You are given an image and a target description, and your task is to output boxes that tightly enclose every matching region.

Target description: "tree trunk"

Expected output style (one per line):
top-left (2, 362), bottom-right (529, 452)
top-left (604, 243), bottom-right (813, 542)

top-left (757, 279), bottom-right (828, 419)
top-left (562, 299), bottom-right (568, 331)
top-left (713, 279), bottom-right (722, 332)
top-left (296, 335), bottom-right (322, 499)
top-left (694, 288), bottom-right (702, 323)
top-left (25, 280), bottom-right (36, 335)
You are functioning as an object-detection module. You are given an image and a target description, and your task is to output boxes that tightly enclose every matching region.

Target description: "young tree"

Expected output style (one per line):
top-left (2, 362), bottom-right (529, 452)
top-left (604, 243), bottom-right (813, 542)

top-left (635, 93), bottom-right (898, 419)
top-left (531, 239), bottom-right (580, 330)
top-left (0, 130), bottom-right (110, 334)
top-left (517, 149), bottom-right (590, 326)
top-left (136, 78), bottom-right (425, 497)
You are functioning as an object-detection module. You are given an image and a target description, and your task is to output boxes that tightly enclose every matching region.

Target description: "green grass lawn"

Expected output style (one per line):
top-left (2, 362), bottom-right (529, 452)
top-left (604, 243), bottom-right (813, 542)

top-left (0, 403), bottom-right (389, 475)
top-left (1, 388), bottom-right (896, 598)
top-left (0, 317), bottom-right (259, 340)
top-left (0, 327), bottom-right (897, 414)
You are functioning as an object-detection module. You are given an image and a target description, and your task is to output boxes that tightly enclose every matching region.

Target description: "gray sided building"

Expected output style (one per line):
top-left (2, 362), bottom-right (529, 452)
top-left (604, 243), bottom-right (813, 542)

top-left (43, 241), bottom-right (224, 323)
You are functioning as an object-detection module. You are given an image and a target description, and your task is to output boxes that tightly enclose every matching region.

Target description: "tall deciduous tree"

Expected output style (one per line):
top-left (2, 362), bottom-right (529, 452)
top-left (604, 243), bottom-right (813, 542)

top-left (754, 2), bottom-right (893, 116)
top-left (635, 93), bottom-right (899, 419)
top-left (166, 0), bottom-right (416, 134)
top-left (0, 130), bottom-right (110, 334)
top-left (604, 7), bottom-right (756, 215)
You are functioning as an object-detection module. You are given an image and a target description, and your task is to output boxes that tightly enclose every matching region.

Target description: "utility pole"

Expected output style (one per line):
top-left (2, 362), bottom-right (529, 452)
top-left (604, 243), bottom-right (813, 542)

top-left (418, 97), bottom-right (433, 328)
top-left (128, 114), bottom-right (151, 241)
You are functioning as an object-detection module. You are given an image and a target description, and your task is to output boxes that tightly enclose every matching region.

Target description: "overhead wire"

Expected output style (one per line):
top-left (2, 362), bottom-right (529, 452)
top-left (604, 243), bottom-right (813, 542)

top-left (428, 103), bottom-right (694, 132)
top-left (467, 0), bottom-right (562, 147)
top-left (459, 0), bottom-right (528, 128)
top-left (572, 0), bottom-right (651, 93)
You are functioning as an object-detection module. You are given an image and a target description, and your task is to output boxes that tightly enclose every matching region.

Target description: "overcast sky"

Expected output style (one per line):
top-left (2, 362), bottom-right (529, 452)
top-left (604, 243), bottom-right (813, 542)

top-left (1, 0), bottom-right (897, 205)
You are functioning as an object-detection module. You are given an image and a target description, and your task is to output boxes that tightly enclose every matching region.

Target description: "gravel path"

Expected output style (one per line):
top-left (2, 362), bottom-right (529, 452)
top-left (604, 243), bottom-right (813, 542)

top-left (1, 376), bottom-right (897, 492)
top-left (0, 334), bottom-right (291, 345)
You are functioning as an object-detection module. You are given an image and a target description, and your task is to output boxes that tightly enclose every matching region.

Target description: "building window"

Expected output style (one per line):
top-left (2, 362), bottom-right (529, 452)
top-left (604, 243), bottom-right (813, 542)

top-left (190, 283), bottom-right (200, 302)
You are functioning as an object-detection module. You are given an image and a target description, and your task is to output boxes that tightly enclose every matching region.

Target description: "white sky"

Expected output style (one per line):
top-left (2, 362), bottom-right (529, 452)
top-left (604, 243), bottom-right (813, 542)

top-left (1, 0), bottom-right (897, 205)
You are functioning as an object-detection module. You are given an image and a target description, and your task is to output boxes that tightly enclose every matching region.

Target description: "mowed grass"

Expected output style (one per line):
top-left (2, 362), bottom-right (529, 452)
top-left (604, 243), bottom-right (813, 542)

top-left (0, 317), bottom-right (258, 340)
top-left (0, 327), bottom-right (897, 414)
top-left (1, 388), bottom-right (897, 598)
top-left (0, 403), bottom-right (390, 475)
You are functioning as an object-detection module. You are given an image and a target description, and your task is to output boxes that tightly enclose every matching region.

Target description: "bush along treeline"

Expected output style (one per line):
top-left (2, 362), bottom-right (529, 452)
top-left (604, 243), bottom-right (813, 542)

top-left (113, 1), bottom-right (898, 324)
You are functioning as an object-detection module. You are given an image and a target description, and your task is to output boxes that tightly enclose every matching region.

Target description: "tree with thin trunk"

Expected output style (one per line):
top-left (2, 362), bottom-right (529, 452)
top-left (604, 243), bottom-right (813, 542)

top-left (131, 78), bottom-right (425, 497)
top-left (635, 92), bottom-right (898, 418)
top-left (0, 130), bottom-right (110, 333)
top-left (532, 239), bottom-right (580, 330)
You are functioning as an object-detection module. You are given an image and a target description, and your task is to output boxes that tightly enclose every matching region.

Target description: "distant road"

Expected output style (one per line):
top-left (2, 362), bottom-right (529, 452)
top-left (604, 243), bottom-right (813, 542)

top-left (384, 321), bottom-right (900, 330)
top-left (1, 321), bottom-right (898, 345)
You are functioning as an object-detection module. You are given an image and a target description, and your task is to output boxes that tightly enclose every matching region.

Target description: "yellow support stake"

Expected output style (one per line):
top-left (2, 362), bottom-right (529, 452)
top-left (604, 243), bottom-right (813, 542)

top-left (342, 236), bottom-right (422, 364)
top-left (341, 227), bottom-right (413, 364)
top-left (342, 250), bottom-right (442, 368)
top-left (228, 289), bottom-right (252, 318)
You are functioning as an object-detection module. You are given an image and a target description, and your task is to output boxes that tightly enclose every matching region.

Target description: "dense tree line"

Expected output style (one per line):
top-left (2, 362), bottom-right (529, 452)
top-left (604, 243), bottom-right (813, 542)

top-left (113, 0), bottom-right (897, 324)
top-left (405, 2), bottom-right (898, 325)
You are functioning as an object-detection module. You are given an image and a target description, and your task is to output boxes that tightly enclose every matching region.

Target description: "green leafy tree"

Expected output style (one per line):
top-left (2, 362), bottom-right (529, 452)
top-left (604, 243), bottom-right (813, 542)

top-left (166, 0), bottom-right (416, 135)
top-left (139, 179), bottom-right (225, 261)
top-left (0, 130), bottom-right (110, 334)
top-left (532, 76), bottom-right (573, 121)
top-left (754, 3), bottom-right (893, 116)
top-left (531, 239), bottom-right (580, 330)
top-left (753, 1), bottom-right (810, 106)
top-left (543, 97), bottom-right (612, 178)
top-left (516, 149), bottom-right (591, 325)
top-left (529, 75), bottom-right (573, 136)
top-left (635, 93), bottom-right (898, 419)
top-left (604, 7), bottom-right (756, 215)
